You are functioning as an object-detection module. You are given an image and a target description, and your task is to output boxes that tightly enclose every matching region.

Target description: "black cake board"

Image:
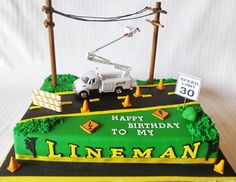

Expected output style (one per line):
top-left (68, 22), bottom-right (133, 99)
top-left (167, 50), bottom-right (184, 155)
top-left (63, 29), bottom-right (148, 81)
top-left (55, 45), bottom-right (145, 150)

top-left (0, 146), bottom-right (235, 182)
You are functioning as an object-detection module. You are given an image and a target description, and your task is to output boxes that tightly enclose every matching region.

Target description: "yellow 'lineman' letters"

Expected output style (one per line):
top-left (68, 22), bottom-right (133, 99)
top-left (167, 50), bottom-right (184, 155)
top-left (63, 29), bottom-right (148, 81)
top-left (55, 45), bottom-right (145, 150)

top-left (46, 140), bottom-right (201, 159)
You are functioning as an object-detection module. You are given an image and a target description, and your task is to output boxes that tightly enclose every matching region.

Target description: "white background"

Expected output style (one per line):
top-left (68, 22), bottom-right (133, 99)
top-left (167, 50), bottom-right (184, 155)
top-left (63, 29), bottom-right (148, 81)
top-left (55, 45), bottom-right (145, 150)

top-left (0, 0), bottom-right (236, 171)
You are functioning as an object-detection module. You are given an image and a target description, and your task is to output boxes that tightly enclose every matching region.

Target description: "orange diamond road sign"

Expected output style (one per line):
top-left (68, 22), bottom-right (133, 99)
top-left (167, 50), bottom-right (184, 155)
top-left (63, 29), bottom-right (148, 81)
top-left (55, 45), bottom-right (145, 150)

top-left (80, 120), bottom-right (100, 134)
top-left (153, 109), bottom-right (169, 120)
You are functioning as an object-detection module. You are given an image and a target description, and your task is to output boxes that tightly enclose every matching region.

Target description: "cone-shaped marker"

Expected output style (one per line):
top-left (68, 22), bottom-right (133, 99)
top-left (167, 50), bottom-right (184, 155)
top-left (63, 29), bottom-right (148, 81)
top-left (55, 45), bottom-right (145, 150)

top-left (7, 156), bottom-right (21, 173)
top-left (157, 79), bottom-right (165, 91)
top-left (213, 159), bottom-right (225, 174)
top-left (80, 100), bottom-right (90, 113)
top-left (133, 86), bottom-right (142, 98)
top-left (122, 95), bottom-right (132, 108)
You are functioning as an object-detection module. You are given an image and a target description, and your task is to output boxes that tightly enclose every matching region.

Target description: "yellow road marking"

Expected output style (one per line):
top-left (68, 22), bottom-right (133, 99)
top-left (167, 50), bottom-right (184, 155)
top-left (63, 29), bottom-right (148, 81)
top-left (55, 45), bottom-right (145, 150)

top-left (19, 101), bottom-right (199, 123)
top-left (56, 91), bottom-right (75, 95)
top-left (168, 92), bottom-right (175, 95)
top-left (139, 83), bottom-right (176, 88)
top-left (62, 101), bottom-right (73, 105)
top-left (89, 98), bottom-right (100, 102)
top-left (117, 96), bottom-right (127, 100)
top-left (29, 101), bottom-right (72, 110)
top-left (119, 94), bottom-right (152, 99)
top-left (29, 105), bottom-right (41, 110)
top-left (142, 94), bottom-right (152, 98)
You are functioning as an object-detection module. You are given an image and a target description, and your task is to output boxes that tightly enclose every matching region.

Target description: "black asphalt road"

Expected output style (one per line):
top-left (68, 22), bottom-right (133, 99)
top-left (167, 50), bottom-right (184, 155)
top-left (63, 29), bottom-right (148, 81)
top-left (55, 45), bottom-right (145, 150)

top-left (21, 85), bottom-right (192, 120)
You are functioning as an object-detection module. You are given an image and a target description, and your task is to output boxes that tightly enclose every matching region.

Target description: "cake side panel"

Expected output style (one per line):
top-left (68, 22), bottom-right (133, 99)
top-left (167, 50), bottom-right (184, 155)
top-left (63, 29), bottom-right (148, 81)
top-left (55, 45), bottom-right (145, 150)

top-left (14, 106), bottom-right (219, 164)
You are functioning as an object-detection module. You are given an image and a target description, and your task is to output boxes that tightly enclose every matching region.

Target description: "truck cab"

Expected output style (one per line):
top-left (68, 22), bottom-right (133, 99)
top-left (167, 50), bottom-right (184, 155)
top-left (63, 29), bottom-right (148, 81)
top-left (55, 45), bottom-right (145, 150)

top-left (73, 71), bottom-right (99, 98)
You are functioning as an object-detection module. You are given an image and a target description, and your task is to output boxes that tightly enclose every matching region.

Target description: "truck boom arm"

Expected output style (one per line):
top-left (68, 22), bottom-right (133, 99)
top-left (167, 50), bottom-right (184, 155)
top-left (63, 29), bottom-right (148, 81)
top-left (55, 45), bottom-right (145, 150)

top-left (87, 53), bottom-right (131, 76)
top-left (87, 27), bottom-right (139, 76)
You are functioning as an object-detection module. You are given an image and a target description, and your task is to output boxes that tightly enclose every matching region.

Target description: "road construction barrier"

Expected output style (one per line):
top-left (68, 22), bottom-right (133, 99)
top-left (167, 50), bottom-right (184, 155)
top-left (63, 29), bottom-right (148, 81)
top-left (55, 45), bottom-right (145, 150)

top-left (32, 89), bottom-right (62, 112)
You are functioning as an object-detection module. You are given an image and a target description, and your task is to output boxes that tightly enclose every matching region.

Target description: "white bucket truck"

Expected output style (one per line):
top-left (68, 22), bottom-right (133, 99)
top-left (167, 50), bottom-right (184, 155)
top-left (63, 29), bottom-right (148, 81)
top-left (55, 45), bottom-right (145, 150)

top-left (73, 27), bottom-right (139, 99)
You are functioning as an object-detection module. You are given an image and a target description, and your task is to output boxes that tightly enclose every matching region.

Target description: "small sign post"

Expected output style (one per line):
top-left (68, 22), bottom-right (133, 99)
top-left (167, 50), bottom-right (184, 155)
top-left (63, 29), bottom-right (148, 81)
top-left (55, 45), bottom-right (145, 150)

top-left (175, 74), bottom-right (202, 108)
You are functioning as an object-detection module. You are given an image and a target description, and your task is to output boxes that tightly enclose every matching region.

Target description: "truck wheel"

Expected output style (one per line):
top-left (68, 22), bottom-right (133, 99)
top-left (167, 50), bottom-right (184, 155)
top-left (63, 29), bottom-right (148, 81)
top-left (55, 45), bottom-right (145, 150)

top-left (115, 87), bottom-right (123, 94)
top-left (80, 91), bottom-right (88, 99)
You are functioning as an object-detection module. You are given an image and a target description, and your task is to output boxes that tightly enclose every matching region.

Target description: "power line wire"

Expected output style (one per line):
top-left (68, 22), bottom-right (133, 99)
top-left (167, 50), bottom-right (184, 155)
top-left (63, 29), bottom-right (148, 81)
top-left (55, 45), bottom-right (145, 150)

top-left (52, 7), bottom-right (158, 22)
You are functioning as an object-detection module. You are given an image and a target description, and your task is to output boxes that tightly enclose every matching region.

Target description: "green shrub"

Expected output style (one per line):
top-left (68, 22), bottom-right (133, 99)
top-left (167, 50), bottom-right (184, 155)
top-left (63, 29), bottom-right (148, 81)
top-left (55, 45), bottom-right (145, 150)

top-left (162, 78), bottom-right (177, 84)
top-left (187, 115), bottom-right (219, 142)
top-left (14, 116), bottom-right (63, 136)
top-left (182, 106), bottom-right (197, 122)
top-left (137, 78), bottom-right (177, 85)
top-left (40, 74), bottom-right (78, 93)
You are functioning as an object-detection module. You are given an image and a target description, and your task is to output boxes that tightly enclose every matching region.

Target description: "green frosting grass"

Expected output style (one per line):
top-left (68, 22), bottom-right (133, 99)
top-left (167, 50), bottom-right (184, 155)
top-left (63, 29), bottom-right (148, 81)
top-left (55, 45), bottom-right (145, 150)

top-left (40, 74), bottom-right (78, 93)
top-left (14, 116), bottom-right (64, 136)
top-left (137, 78), bottom-right (177, 85)
top-left (187, 114), bottom-right (219, 142)
top-left (178, 105), bottom-right (218, 142)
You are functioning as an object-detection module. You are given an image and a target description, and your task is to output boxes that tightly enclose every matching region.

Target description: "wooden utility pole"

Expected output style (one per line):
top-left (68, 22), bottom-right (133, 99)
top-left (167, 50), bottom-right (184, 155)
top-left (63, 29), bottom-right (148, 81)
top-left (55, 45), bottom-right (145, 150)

top-left (43, 0), bottom-right (57, 87)
top-left (148, 2), bottom-right (166, 84)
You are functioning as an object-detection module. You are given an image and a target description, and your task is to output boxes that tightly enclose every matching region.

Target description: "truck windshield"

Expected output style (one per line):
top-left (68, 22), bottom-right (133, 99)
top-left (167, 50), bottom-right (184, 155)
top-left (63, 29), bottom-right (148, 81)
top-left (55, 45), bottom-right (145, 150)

top-left (82, 76), bottom-right (89, 84)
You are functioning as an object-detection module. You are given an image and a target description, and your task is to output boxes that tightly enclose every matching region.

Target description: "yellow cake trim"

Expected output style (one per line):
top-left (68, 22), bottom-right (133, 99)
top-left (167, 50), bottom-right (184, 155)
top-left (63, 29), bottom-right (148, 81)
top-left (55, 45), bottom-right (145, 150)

top-left (15, 153), bottom-right (216, 164)
top-left (0, 176), bottom-right (235, 182)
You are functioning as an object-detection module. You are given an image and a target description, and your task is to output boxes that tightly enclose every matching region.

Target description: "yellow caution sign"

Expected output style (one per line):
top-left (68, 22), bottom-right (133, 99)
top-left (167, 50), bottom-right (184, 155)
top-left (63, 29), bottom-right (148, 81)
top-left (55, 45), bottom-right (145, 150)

top-left (153, 109), bottom-right (169, 120)
top-left (80, 120), bottom-right (100, 134)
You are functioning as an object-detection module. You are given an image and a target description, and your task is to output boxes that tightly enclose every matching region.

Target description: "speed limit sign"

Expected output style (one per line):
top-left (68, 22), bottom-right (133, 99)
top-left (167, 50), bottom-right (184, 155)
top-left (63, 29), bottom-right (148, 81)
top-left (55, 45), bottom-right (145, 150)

top-left (175, 74), bottom-right (202, 101)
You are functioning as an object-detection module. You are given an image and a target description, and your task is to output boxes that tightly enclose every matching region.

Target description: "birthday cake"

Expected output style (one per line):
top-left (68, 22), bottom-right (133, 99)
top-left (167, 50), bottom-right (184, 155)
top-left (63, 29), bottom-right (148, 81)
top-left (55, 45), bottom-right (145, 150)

top-left (13, 75), bottom-right (219, 164)
top-left (5, 2), bottom-right (232, 179)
